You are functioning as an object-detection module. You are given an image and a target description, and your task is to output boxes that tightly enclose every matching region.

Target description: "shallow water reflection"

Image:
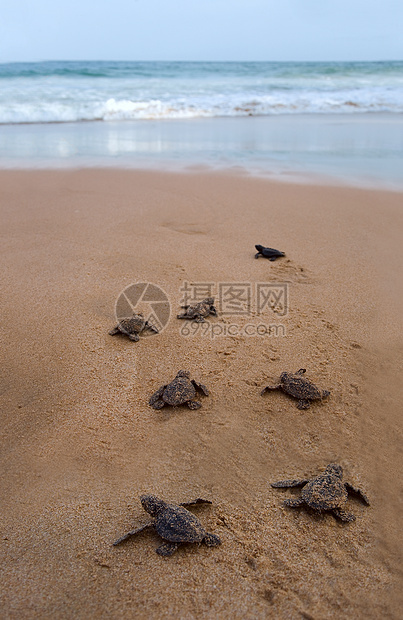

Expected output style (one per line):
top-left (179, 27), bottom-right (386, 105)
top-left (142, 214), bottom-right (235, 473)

top-left (0, 114), bottom-right (402, 189)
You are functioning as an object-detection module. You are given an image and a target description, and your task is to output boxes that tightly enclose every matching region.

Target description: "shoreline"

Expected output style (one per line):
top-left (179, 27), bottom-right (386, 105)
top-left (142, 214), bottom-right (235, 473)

top-left (1, 113), bottom-right (402, 191)
top-left (1, 168), bottom-right (402, 618)
top-left (1, 162), bottom-right (402, 193)
top-left (1, 109), bottom-right (402, 125)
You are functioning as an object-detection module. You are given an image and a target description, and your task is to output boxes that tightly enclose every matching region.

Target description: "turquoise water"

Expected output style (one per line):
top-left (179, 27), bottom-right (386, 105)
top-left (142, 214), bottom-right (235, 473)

top-left (0, 61), bottom-right (402, 187)
top-left (1, 60), bottom-right (402, 123)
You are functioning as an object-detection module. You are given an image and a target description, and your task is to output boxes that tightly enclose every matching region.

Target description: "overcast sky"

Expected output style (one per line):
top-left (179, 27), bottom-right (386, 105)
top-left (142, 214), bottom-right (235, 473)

top-left (1, 0), bottom-right (402, 63)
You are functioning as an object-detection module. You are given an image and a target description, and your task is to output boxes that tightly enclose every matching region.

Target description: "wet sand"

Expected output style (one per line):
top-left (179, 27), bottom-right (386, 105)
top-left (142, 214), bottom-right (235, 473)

top-left (2, 114), bottom-right (403, 190)
top-left (0, 169), bottom-right (402, 618)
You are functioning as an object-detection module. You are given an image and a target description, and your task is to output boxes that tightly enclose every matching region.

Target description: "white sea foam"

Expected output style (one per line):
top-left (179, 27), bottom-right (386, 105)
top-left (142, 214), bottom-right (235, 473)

top-left (1, 92), bottom-right (402, 124)
top-left (0, 60), bottom-right (402, 124)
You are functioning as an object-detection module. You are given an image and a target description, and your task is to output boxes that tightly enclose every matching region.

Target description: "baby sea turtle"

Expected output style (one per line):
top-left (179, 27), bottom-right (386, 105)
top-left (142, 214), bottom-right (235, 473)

top-left (261, 368), bottom-right (330, 409)
top-left (272, 463), bottom-right (370, 522)
top-left (113, 494), bottom-right (221, 556)
top-left (177, 297), bottom-right (217, 323)
top-left (149, 370), bottom-right (209, 410)
top-left (255, 244), bottom-right (285, 261)
top-left (109, 313), bottom-right (158, 342)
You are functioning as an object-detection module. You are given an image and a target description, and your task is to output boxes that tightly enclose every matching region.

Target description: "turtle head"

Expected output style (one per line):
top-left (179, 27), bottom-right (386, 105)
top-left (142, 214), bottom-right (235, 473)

top-left (279, 371), bottom-right (291, 383)
top-left (204, 297), bottom-right (215, 306)
top-left (140, 494), bottom-right (166, 516)
top-left (176, 370), bottom-right (190, 379)
top-left (325, 463), bottom-right (343, 479)
top-left (255, 245), bottom-right (264, 252)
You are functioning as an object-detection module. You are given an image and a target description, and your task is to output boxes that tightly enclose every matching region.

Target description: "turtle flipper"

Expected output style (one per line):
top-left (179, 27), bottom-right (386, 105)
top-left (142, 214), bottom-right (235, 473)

top-left (180, 498), bottom-right (212, 507)
top-left (261, 384), bottom-right (281, 395)
top-left (332, 508), bottom-right (356, 522)
top-left (152, 400), bottom-right (166, 410)
top-left (296, 369), bottom-right (307, 375)
top-left (177, 313), bottom-right (189, 319)
top-left (345, 483), bottom-right (370, 505)
top-left (113, 522), bottom-right (153, 546)
top-left (149, 386), bottom-right (166, 408)
top-left (271, 479), bottom-right (309, 488)
top-left (210, 306), bottom-right (218, 316)
top-left (255, 252), bottom-right (261, 259)
top-left (297, 399), bottom-right (311, 410)
top-left (145, 321), bottom-right (159, 334)
top-left (192, 380), bottom-right (209, 396)
top-left (109, 325), bottom-right (120, 336)
top-left (203, 532), bottom-right (221, 547)
top-left (283, 498), bottom-right (305, 508)
top-left (156, 541), bottom-right (179, 556)
top-left (188, 400), bottom-right (202, 410)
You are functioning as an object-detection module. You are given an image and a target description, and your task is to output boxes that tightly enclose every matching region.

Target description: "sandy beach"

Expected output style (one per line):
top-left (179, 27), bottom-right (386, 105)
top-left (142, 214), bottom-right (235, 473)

top-left (0, 168), bottom-right (402, 619)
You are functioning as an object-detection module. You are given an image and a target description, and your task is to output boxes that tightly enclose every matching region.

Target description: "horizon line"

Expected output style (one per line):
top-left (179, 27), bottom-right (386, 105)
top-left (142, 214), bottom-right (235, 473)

top-left (1, 58), bottom-right (402, 65)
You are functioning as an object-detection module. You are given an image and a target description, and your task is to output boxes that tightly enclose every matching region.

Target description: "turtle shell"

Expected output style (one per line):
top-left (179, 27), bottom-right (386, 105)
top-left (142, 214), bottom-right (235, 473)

top-left (118, 315), bottom-right (145, 335)
top-left (263, 248), bottom-right (284, 258)
top-left (185, 301), bottom-right (210, 318)
top-left (194, 301), bottom-right (211, 316)
top-left (183, 306), bottom-right (199, 319)
top-left (281, 373), bottom-right (323, 401)
top-left (154, 504), bottom-right (207, 543)
top-left (163, 376), bottom-right (196, 406)
top-left (301, 474), bottom-right (348, 510)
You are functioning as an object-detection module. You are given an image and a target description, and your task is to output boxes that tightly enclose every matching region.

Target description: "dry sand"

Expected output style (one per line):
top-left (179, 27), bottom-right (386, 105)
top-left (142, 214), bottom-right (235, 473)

top-left (0, 169), bottom-right (402, 619)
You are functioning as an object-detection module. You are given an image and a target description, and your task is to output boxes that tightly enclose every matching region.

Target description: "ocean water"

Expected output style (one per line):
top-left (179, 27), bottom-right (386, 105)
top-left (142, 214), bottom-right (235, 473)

top-left (1, 60), bottom-right (403, 123)
top-left (0, 60), bottom-right (402, 187)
